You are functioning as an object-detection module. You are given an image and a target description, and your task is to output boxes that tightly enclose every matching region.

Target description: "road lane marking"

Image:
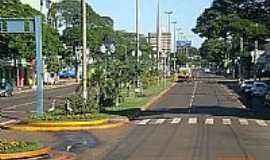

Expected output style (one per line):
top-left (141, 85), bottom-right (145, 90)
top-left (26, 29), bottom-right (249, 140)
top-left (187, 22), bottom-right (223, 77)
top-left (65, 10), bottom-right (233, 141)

top-left (188, 118), bottom-right (197, 124)
top-left (255, 120), bottom-right (268, 127)
top-left (152, 119), bottom-right (166, 125)
top-left (205, 118), bottom-right (214, 125)
top-left (239, 119), bottom-right (249, 125)
top-left (136, 119), bottom-right (151, 125)
top-left (3, 101), bottom-right (36, 110)
top-left (170, 118), bottom-right (182, 124)
top-left (0, 119), bottom-right (18, 126)
top-left (189, 81), bottom-right (199, 111)
top-left (222, 119), bottom-right (231, 125)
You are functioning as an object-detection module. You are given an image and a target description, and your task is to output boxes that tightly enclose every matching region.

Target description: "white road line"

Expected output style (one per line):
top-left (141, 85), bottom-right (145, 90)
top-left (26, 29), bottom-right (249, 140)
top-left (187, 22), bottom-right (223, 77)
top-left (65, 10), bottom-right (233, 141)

top-left (3, 101), bottom-right (36, 110)
top-left (0, 119), bottom-right (18, 126)
top-left (189, 81), bottom-right (199, 108)
top-left (170, 118), bottom-right (182, 124)
top-left (205, 118), bottom-right (214, 125)
top-left (152, 119), bottom-right (166, 125)
top-left (136, 119), bottom-right (151, 125)
top-left (255, 120), bottom-right (268, 127)
top-left (239, 119), bottom-right (249, 125)
top-left (222, 119), bottom-right (231, 125)
top-left (188, 118), bottom-right (198, 124)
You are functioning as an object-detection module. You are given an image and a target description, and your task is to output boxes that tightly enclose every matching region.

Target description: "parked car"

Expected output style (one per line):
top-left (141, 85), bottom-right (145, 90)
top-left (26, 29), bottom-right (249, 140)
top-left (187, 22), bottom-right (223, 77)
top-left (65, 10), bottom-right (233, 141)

top-left (250, 82), bottom-right (268, 97)
top-left (204, 68), bottom-right (211, 73)
top-left (239, 80), bottom-right (254, 93)
top-left (59, 69), bottom-right (76, 79)
top-left (0, 81), bottom-right (13, 97)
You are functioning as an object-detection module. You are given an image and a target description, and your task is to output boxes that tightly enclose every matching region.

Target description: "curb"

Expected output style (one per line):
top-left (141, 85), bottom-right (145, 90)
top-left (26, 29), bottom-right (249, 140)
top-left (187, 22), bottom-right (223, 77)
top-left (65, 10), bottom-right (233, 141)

top-left (130, 82), bottom-right (176, 119)
top-left (0, 147), bottom-right (50, 160)
top-left (4, 118), bottom-right (127, 132)
top-left (27, 119), bottom-right (109, 127)
top-left (14, 82), bottom-right (78, 95)
top-left (6, 122), bottom-right (126, 132)
top-left (141, 82), bottom-right (177, 111)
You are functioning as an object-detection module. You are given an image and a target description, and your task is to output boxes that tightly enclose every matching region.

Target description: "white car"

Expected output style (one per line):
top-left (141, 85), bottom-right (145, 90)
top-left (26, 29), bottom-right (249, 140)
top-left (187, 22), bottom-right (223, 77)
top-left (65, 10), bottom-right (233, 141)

top-left (204, 68), bottom-right (210, 73)
top-left (239, 80), bottom-right (254, 92)
top-left (250, 82), bottom-right (268, 97)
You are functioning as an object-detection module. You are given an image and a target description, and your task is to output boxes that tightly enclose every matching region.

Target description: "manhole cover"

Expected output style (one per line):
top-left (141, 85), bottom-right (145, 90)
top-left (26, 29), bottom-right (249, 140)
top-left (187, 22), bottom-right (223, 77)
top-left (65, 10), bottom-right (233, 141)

top-left (52, 132), bottom-right (99, 154)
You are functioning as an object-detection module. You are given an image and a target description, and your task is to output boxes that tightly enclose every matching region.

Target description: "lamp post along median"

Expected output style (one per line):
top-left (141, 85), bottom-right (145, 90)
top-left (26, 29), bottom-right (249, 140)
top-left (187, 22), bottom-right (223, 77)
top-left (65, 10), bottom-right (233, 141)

top-left (165, 11), bottom-right (173, 33)
top-left (81, 0), bottom-right (88, 101)
top-left (156, 0), bottom-right (160, 71)
top-left (171, 21), bottom-right (177, 73)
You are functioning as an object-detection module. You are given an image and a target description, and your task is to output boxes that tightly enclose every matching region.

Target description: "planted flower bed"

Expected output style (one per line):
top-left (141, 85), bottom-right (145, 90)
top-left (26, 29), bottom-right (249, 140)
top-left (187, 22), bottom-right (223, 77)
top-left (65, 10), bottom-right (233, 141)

top-left (0, 139), bottom-right (42, 154)
top-left (0, 139), bottom-right (50, 160)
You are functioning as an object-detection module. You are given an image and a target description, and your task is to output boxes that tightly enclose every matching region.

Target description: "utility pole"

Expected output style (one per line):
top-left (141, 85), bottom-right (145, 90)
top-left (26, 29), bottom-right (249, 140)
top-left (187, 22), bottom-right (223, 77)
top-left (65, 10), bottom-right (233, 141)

top-left (135, 0), bottom-right (143, 94)
top-left (172, 21), bottom-right (177, 72)
top-left (156, 0), bottom-right (160, 71)
top-left (136, 0), bottom-right (140, 64)
top-left (254, 23), bottom-right (259, 80)
top-left (81, 0), bottom-right (88, 101)
top-left (240, 37), bottom-right (244, 55)
top-left (164, 11), bottom-right (173, 76)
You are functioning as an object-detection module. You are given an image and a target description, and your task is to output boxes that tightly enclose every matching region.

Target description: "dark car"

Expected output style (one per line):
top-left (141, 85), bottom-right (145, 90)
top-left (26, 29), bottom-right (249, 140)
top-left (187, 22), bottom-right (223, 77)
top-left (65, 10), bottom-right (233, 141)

top-left (0, 82), bottom-right (13, 97)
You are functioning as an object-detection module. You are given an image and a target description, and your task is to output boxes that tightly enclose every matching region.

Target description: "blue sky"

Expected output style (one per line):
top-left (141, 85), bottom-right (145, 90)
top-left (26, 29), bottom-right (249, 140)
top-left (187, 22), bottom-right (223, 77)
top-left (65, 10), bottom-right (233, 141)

top-left (88, 0), bottom-right (213, 48)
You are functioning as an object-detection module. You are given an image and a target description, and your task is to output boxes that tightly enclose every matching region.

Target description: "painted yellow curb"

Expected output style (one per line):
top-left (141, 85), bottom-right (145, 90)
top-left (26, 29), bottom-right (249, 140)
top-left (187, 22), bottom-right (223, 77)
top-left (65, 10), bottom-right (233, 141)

top-left (27, 119), bottom-right (109, 127)
top-left (7, 122), bottom-right (126, 132)
top-left (0, 147), bottom-right (50, 160)
top-left (142, 82), bottom-right (176, 111)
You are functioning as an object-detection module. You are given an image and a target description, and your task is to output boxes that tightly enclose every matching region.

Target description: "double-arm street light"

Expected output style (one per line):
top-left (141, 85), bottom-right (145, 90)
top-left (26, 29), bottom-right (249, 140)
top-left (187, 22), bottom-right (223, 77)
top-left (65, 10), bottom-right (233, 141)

top-left (164, 11), bottom-right (173, 33)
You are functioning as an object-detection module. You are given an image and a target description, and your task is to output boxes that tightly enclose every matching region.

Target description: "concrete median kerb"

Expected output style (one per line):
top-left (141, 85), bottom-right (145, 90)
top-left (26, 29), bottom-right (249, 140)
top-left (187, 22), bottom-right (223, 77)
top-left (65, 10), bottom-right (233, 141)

top-left (2, 118), bottom-right (129, 132)
top-left (141, 82), bottom-right (177, 111)
top-left (0, 147), bottom-right (50, 160)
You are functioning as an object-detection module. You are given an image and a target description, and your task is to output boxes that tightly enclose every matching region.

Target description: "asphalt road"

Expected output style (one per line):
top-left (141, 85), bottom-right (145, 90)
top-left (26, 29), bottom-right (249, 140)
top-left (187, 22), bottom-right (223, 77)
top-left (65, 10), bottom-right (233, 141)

top-left (102, 71), bottom-right (270, 160)
top-left (0, 84), bottom-right (78, 123)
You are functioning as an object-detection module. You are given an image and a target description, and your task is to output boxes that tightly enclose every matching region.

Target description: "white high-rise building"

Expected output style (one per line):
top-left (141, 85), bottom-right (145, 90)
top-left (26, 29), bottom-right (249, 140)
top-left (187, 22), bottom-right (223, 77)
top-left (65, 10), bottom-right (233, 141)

top-left (21, 0), bottom-right (61, 14)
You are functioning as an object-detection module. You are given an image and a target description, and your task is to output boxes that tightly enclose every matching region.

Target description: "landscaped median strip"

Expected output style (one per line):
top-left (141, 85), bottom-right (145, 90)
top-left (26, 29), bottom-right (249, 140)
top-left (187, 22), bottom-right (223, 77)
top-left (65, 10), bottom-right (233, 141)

top-left (2, 118), bottom-right (129, 132)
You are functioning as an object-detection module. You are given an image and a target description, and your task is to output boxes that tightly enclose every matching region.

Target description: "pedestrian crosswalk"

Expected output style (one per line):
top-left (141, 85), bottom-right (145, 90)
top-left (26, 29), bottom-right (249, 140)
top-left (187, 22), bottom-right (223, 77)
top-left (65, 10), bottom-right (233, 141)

top-left (134, 117), bottom-right (269, 127)
top-left (205, 118), bottom-right (214, 125)
top-left (170, 118), bottom-right (182, 124)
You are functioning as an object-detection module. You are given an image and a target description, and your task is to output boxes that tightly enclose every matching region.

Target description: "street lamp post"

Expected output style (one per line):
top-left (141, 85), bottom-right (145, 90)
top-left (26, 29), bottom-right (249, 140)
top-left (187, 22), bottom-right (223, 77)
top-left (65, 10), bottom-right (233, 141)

top-left (171, 21), bottom-right (177, 73)
top-left (81, 0), bottom-right (88, 101)
top-left (136, 0), bottom-right (140, 64)
top-left (164, 11), bottom-right (173, 33)
top-left (135, 0), bottom-right (143, 95)
top-left (156, 0), bottom-right (160, 71)
top-left (164, 11), bottom-right (173, 76)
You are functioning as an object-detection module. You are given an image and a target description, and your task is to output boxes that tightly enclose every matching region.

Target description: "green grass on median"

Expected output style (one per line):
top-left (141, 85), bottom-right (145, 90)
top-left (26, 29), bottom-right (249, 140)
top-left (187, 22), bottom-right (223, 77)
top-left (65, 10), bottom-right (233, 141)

top-left (103, 80), bottom-right (172, 117)
top-left (25, 80), bottom-right (173, 122)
